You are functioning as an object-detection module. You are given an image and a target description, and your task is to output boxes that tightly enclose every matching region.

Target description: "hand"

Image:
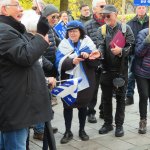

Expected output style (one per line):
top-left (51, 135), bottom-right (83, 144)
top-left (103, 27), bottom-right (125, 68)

top-left (144, 35), bottom-right (150, 44)
top-left (89, 50), bottom-right (101, 60)
top-left (37, 16), bottom-right (50, 36)
top-left (47, 77), bottom-right (56, 89)
top-left (111, 43), bottom-right (122, 56)
top-left (73, 57), bottom-right (84, 65)
top-left (80, 52), bottom-right (89, 59)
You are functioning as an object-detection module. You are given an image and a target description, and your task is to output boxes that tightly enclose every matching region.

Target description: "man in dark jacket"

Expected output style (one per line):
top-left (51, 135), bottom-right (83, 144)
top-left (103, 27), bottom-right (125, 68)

top-left (85, 0), bottom-right (106, 123)
top-left (125, 6), bottom-right (149, 105)
top-left (78, 4), bottom-right (91, 25)
top-left (0, 0), bottom-right (54, 149)
top-left (97, 5), bottom-right (134, 137)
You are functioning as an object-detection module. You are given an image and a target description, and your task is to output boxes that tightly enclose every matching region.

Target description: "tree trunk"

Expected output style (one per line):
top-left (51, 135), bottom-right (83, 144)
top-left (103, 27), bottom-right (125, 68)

top-left (60, 0), bottom-right (68, 11)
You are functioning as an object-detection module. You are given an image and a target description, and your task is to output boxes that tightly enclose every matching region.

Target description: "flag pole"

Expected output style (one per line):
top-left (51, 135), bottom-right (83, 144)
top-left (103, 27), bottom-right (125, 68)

top-left (149, 7), bottom-right (150, 34)
top-left (121, 0), bottom-right (126, 33)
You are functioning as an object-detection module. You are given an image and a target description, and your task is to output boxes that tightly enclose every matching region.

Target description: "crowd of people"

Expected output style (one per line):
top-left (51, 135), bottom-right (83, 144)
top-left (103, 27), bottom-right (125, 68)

top-left (0, 0), bottom-right (150, 149)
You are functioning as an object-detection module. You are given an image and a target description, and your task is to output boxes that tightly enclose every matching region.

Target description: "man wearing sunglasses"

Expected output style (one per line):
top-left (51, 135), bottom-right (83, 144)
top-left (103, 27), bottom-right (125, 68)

top-left (97, 5), bottom-right (134, 137)
top-left (85, 0), bottom-right (106, 124)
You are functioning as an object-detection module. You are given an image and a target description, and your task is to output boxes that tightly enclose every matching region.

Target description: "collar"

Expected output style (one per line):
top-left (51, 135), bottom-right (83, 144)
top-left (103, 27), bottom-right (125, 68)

top-left (0, 15), bottom-right (26, 34)
top-left (80, 15), bottom-right (91, 21)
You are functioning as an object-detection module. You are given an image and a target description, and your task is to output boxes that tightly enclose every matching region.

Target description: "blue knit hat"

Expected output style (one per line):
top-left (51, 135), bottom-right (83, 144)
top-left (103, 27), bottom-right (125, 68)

top-left (66, 20), bottom-right (84, 31)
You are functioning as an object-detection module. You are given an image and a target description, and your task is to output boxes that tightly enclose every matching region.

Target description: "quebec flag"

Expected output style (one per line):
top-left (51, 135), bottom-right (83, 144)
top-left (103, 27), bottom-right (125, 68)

top-left (51, 78), bottom-right (82, 106)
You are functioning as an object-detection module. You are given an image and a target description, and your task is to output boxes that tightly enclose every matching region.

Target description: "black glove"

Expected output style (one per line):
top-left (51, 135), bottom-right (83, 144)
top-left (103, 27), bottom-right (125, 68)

top-left (144, 35), bottom-right (150, 44)
top-left (37, 16), bottom-right (50, 36)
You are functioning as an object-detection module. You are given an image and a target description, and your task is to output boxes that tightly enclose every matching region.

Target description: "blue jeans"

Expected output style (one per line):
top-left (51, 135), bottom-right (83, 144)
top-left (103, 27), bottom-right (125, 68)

top-left (0, 128), bottom-right (28, 150)
top-left (126, 55), bottom-right (135, 97)
top-left (33, 123), bottom-right (44, 134)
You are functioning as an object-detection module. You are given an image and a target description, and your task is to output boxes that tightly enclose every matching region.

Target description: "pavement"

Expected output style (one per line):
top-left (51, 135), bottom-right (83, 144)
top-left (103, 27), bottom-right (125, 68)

top-left (29, 87), bottom-right (150, 150)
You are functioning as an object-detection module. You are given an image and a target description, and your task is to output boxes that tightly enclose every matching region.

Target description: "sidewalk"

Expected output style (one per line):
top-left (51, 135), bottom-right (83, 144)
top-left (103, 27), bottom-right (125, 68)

top-left (29, 87), bottom-right (150, 150)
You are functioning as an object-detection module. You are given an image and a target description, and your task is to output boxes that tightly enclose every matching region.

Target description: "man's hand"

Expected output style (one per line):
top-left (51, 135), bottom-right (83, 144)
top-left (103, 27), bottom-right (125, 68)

top-left (111, 43), bottom-right (122, 56)
top-left (89, 50), bottom-right (101, 60)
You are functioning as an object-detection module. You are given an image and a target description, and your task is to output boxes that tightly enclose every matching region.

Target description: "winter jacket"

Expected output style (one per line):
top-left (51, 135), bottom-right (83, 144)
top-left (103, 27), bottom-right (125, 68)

top-left (78, 15), bottom-right (92, 25)
top-left (134, 28), bottom-right (150, 79)
top-left (97, 22), bottom-right (135, 75)
top-left (0, 16), bottom-right (52, 132)
top-left (84, 16), bottom-right (105, 47)
top-left (43, 27), bottom-right (60, 77)
top-left (127, 14), bottom-right (149, 54)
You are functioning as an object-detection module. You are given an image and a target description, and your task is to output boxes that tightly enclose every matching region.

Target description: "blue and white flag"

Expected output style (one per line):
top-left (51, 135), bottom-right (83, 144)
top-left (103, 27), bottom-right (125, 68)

top-left (51, 77), bottom-right (82, 106)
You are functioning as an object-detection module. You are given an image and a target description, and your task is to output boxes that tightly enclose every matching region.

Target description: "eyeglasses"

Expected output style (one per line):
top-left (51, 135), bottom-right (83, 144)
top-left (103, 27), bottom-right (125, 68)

top-left (6, 3), bottom-right (22, 9)
top-left (51, 15), bottom-right (59, 19)
top-left (102, 14), bottom-right (111, 19)
top-left (32, 6), bottom-right (37, 11)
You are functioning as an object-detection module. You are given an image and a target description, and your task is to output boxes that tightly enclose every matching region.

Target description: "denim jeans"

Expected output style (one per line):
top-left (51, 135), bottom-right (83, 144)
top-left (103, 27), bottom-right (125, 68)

top-left (33, 123), bottom-right (45, 134)
top-left (135, 75), bottom-right (150, 119)
top-left (126, 55), bottom-right (135, 97)
top-left (0, 128), bottom-right (28, 150)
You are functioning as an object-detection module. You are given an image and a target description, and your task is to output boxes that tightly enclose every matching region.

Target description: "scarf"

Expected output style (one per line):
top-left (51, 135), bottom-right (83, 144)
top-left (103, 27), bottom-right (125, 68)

top-left (56, 35), bottom-right (96, 91)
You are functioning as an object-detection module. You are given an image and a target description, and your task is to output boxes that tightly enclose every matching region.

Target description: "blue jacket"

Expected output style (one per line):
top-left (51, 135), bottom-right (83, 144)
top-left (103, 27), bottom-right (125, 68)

top-left (134, 28), bottom-right (150, 79)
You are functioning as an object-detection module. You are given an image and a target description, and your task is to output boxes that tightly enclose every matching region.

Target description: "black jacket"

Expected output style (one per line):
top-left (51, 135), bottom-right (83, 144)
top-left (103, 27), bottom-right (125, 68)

top-left (127, 14), bottom-right (149, 54)
top-left (43, 27), bottom-right (60, 77)
top-left (84, 16), bottom-right (105, 47)
top-left (0, 16), bottom-right (52, 132)
top-left (97, 22), bottom-right (135, 75)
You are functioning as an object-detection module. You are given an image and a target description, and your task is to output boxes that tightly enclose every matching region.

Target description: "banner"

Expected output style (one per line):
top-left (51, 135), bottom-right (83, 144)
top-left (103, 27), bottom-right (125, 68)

top-left (134, 0), bottom-right (150, 6)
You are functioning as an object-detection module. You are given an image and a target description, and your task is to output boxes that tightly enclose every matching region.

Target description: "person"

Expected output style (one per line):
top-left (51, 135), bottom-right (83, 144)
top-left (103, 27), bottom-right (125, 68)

top-left (85, 0), bottom-right (106, 123)
top-left (59, 11), bottom-right (69, 24)
top-left (134, 28), bottom-right (150, 134)
top-left (97, 5), bottom-right (134, 137)
top-left (78, 4), bottom-right (91, 25)
top-left (32, 0), bottom-right (45, 15)
top-left (55, 20), bottom-right (100, 144)
top-left (42, 4), bottom-right (61, 106)
top-left (0, 0), bottom-right (55, 149)
top-left (21, 10), bottom-right (57, 145)
top-left (125, 6), bottom-right (149, 106)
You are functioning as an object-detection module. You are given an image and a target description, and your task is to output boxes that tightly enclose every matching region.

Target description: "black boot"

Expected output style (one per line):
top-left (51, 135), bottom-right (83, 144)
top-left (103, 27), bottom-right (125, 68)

top-left (138, 119), bottom-right (147, 134)
top-left (60, 131), bottom-right (73, 144)
top-left (115, 126), bottom-right (124, 137)
top-left (79, 130), bottom-right (89, 141)
top-left (125, 96), bottom-right (134, 106)
top-left (99, 124), bottom-right (113, 134)
top-left (87, 114), bottom-right (97, 123)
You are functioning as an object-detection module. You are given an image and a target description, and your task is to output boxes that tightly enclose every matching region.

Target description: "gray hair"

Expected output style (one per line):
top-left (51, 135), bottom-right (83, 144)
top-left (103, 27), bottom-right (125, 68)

top-left (0, 0), bottom-right (11, 14)
top-left (21, 10), bottom-right (40, 33)
top-left (92, 0), bottom-right (106, 9)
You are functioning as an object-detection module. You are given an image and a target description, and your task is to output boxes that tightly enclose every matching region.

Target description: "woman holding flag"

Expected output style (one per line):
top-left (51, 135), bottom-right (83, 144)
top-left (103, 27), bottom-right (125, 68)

top-left (55, 20), bottom-right (101, 144)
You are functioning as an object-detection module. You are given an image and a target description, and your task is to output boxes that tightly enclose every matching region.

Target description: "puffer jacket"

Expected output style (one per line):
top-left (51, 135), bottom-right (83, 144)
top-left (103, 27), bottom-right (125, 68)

top-left (84, 15), bottom-right (105, 47)
top-left (134, 28), bottom-right (150, 79)
top-left (43, 27), bottom-right (60, 77)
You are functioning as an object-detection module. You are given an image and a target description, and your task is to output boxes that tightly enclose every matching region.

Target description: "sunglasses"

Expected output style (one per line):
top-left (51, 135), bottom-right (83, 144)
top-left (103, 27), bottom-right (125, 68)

top-left (51, 15), bottom-right (59, 19)
top-left (102, 14), bottom-right (111, 19)
top-left (32, 6), bottom-right (37, 11)
top-left (100, 5), bottom-right (105, 8)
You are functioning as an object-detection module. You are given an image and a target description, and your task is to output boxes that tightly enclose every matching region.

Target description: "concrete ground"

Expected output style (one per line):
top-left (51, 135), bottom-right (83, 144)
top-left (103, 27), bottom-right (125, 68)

top-left (29, 87), bottom-right (150, 150)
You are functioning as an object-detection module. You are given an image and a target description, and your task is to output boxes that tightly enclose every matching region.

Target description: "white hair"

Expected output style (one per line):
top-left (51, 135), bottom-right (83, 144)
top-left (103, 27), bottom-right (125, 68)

top-left (21, 10), bottom-right (40, 33)
top-left (0, 0), bottom-right (11, 14)
top-left (92, 0), bottom-right (106, 8)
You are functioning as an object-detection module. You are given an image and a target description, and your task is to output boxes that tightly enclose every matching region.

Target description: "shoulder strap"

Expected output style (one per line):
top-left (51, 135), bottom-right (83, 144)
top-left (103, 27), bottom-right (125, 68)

top-left (101, 24), bottom-right (107, 39)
